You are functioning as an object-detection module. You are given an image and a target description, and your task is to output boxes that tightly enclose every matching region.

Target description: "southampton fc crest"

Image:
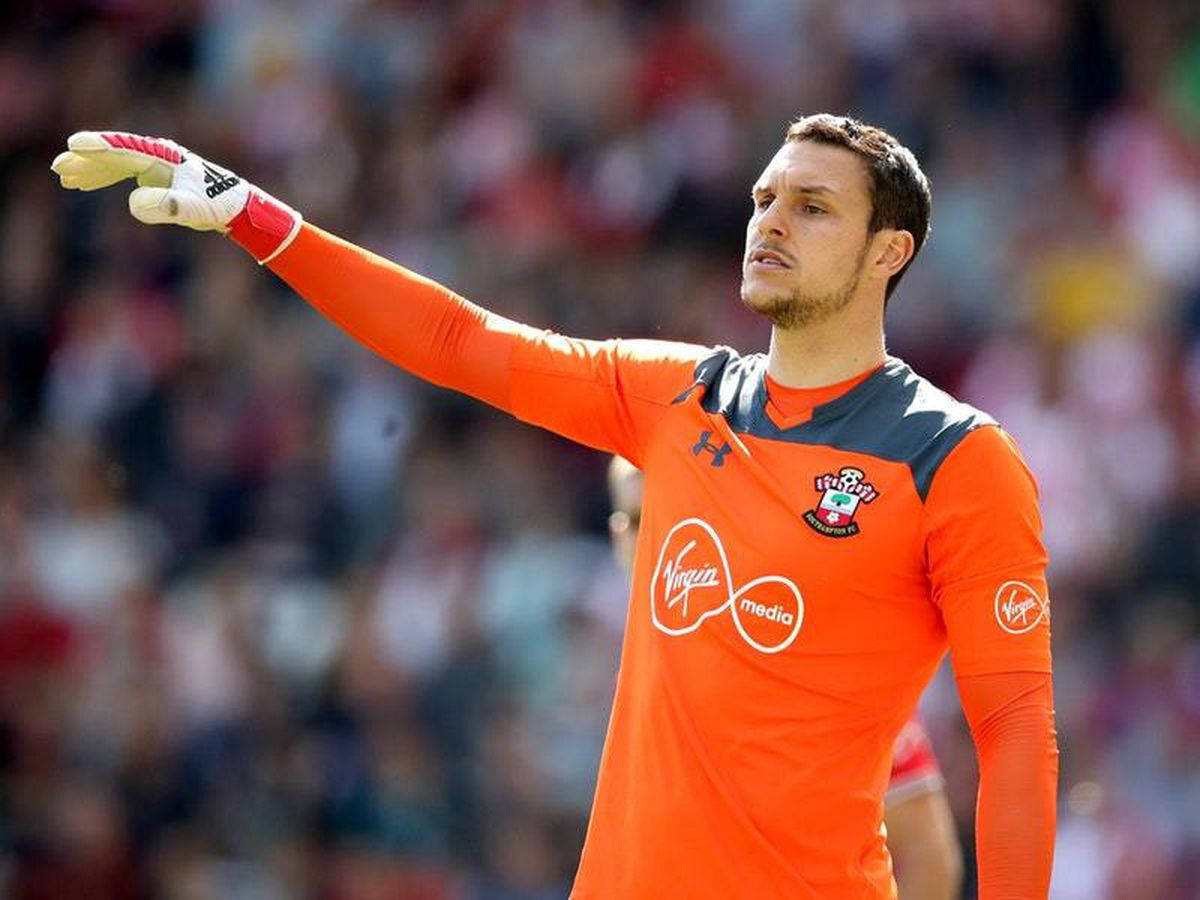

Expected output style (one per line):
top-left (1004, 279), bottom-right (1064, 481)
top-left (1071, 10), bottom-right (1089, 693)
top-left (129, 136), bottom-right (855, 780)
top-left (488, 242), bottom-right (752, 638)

top-left (803, 466), bottom-right (879, 538)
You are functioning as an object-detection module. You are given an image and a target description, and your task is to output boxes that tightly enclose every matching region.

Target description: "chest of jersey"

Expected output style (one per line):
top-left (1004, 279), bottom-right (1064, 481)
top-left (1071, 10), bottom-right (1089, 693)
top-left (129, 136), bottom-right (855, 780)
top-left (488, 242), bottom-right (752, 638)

top-left (631, 385), bottom-right (944, 700)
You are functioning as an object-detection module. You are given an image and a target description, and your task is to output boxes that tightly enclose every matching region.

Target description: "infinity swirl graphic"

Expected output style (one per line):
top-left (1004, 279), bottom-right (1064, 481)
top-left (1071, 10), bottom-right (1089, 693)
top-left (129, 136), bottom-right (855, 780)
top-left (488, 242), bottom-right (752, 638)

top-left (649, 517), bottom-right (804, 654)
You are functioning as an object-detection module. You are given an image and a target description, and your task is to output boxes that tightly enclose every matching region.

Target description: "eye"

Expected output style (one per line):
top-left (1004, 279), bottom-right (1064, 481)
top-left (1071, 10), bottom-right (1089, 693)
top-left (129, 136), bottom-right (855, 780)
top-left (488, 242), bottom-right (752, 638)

top-left (754, 194), bottom-right (774, 211)
top-left (804, 203), bottom-right (825, 215)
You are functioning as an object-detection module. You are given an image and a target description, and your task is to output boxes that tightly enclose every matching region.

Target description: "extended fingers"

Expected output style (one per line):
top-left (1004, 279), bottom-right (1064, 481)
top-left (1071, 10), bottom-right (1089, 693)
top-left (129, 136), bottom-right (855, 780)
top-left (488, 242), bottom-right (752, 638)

top-left (51, 150), bottom-right (99, 177)
top-left (51, 150), bottom-right (131, 191)
top-left (66, 131), bottom-right (117, 153)
top-left (69, 131), bottom-right (185, 165)
top-left (53, 130), bottom-right (185, 191)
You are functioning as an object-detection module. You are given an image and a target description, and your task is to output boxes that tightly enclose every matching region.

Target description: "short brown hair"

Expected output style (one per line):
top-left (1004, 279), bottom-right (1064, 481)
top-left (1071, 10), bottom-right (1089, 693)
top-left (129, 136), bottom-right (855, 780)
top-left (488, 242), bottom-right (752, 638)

top-left (785, 114), bottom-right (931, 302)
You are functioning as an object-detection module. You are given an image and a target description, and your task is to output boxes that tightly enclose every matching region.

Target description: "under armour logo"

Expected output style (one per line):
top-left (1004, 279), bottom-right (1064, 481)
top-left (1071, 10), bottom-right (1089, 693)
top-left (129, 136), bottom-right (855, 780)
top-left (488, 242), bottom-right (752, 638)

top-left (692, 431), bottom-right (732, 467)
top-left (202, 161), bottom-right (240, 198)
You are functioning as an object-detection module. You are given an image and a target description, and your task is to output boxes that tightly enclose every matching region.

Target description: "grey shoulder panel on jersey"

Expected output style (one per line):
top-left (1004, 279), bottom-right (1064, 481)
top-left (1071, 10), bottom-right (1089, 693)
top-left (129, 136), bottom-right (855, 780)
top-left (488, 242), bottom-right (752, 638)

top-left (686, 348), bottom-right (995, 501)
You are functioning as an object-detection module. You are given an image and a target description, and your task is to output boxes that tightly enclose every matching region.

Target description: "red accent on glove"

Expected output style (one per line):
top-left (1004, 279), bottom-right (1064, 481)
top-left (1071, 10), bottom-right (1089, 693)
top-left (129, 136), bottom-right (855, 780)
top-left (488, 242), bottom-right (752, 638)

top-left (227, 192), bottom-right (297, 262)
top-left (101, 132), bottom-right (183, 164)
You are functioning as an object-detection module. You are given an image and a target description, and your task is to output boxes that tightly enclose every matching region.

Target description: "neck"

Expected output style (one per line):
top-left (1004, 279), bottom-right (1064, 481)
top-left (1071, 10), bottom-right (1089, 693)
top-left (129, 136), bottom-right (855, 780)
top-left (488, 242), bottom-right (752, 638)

top-left (765, 299), bottom-right (887, 388)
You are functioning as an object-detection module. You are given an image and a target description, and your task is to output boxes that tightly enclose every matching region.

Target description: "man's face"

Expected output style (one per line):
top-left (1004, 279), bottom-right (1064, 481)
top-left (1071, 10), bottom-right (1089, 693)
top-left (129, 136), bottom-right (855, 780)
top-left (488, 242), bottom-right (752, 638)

top-left (741, 140), bottom-right (874, 328)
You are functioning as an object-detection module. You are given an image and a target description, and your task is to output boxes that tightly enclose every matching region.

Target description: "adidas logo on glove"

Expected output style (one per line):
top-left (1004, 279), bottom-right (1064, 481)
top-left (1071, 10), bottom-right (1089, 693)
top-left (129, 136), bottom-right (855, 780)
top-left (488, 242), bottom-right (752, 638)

top-left (201, 161), bottom-right (240, 199)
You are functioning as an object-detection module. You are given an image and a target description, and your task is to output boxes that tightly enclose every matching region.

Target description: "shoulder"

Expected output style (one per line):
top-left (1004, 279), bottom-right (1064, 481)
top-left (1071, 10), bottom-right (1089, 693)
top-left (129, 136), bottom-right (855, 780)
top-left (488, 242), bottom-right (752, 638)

top-left (885, 361), bottom-right (998, 500)
top-left (674, 351), bottom-right (1007, 502)
top-left (564, 337), bottom-right (717, 402)
top-left (926, 423), bottom-right (1041, 515)
top-left (811, 358), bottom-right (997, 501)
top-left (669, 345), bottom-right (761, 408)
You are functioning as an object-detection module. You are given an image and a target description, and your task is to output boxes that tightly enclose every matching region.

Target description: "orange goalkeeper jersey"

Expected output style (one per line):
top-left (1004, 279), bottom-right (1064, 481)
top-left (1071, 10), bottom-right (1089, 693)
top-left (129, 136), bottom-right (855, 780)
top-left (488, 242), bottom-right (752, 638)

top-left (539, 347), bottom-right (1049, 899)
top-left (265, 225), bottom-right (1055, 899)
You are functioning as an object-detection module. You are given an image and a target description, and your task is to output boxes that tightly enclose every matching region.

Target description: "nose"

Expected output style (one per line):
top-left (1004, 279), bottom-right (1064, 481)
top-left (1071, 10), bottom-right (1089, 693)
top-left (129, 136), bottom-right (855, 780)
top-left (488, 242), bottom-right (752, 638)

top-left (755, 200), bottom-right (787, 240)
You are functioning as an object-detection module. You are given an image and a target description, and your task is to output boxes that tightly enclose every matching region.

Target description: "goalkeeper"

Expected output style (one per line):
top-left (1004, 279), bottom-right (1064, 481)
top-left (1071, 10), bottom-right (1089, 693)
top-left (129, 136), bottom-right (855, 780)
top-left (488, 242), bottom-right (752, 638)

top-left (53, 119), bottom-right (1058, 899)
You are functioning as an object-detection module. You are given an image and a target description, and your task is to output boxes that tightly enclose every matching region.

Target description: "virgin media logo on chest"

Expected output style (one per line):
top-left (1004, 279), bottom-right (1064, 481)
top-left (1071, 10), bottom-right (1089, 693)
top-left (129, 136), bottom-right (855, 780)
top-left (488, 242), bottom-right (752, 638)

top-left (650, 518), bottom-right (804, 654)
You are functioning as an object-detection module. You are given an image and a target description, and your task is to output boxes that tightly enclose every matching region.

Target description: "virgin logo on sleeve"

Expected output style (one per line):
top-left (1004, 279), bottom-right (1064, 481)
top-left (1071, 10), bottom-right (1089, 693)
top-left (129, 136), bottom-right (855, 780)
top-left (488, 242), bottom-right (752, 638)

top-left (993, 580), bottom-right (1049, 634)
top-left (650, 518), bottom-right (804, 654)
top-left (803, 466), bottom-right (879, 538)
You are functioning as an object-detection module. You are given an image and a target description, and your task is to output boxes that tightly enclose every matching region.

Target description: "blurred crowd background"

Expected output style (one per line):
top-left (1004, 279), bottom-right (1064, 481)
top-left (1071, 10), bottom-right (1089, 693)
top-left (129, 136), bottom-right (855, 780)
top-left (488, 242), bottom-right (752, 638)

top-left (1, 0), bottom-right (1198, 897)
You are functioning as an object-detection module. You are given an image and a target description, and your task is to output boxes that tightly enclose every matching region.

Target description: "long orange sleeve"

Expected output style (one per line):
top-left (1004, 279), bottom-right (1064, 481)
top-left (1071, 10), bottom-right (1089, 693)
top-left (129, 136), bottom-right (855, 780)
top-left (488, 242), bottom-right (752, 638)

top-left (267, 223), bottom-right (531, 410)
top-left (924, 427), bottom-right (1058, 897)
top-left (262, 223), bottom-right (707, 466)
top-left (957, 670), bottom-right (1059, 899)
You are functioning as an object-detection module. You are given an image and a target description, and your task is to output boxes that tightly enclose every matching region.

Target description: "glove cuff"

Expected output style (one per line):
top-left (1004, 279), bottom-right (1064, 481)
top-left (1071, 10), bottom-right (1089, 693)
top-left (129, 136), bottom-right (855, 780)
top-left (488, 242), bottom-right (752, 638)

top-left (227, 190), bottom-right (303, 264)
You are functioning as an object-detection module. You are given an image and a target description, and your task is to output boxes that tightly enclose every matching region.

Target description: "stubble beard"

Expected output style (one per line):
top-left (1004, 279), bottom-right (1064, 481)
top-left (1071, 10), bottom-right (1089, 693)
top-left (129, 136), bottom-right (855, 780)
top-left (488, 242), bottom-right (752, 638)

top-left (741, 266), bottom-right (862, 329)
top-left (740, 243), bottom-right (868, 330)
top-left (742, 272), bottom-right (858, 329)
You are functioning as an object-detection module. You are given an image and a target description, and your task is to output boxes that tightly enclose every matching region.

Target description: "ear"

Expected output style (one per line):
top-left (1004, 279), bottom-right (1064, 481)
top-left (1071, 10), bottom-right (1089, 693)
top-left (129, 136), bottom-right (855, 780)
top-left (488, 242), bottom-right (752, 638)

top-left (872, 229), bottom-right (915, 280)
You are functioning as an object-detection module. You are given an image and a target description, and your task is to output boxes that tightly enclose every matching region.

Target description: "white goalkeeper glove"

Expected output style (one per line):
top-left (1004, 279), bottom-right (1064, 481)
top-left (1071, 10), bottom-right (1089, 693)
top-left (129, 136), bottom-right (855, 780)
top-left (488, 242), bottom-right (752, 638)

top-left (51, 131), bottom-right (302, 264)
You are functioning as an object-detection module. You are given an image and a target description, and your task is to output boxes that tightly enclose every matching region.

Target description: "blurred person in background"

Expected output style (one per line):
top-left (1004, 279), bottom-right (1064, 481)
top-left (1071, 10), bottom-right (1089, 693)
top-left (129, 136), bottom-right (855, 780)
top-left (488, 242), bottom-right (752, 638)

top-left (609, 455), bottom-right (963, 900)
top-left (884, 720), bottom-right (964, 900)
top-left (51, 110), bottom-right (1057, 898)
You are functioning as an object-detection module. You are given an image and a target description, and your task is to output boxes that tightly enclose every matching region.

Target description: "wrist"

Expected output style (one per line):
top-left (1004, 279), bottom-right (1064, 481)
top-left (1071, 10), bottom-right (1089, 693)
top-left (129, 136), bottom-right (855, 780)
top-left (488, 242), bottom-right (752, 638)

top-left (227, 190), bottom-right (303, 264)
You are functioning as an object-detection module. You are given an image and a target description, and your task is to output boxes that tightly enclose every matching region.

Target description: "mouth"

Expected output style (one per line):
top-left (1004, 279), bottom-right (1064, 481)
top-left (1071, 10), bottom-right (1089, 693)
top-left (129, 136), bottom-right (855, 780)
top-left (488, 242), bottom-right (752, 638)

top-left (747, 248), bottom-right (791, 270)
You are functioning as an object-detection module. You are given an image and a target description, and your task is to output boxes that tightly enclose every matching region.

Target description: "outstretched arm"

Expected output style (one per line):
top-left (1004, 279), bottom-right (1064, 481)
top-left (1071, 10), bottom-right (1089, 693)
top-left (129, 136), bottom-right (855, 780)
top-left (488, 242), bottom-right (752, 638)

top-left (52, 131), bottom-right (707, 464)
top-left (269, 223), bottom-right (530, 411)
